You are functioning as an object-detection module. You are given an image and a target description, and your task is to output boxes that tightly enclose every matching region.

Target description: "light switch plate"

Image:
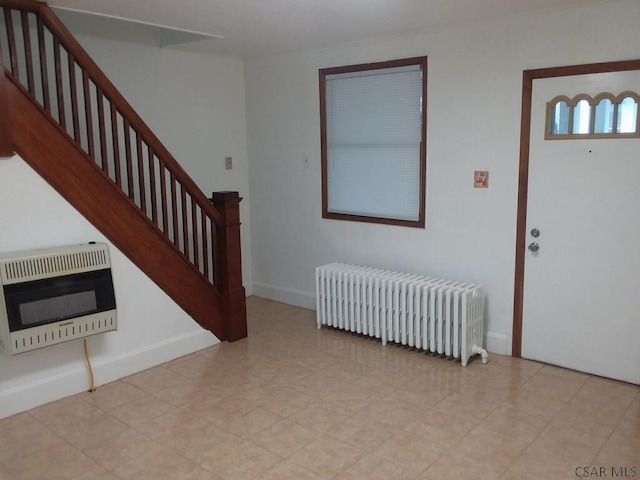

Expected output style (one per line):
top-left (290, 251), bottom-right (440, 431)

top-left (225, 156), bottom-right (233, 170)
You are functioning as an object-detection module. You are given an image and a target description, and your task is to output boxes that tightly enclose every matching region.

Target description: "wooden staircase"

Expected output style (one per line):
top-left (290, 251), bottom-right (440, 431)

top-left (0, 0), bottom-right (246, 341)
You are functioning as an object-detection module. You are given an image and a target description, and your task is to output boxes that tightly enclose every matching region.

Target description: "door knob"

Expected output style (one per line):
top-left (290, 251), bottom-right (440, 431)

top-left (528, 242), bottom-right (540, 252)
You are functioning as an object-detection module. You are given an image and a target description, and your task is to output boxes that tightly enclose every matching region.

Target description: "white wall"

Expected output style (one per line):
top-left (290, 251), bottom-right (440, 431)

top-left (245, 0), bottom-right (640, 355)
top-left (60, 17), bottom-right (253, 292)
top-left (0, 156), bottom-right (218, 419)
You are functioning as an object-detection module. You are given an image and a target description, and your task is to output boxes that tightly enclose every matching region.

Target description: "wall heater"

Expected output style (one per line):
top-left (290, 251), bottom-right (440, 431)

top-left (0, 243), bottom-right (117, 355)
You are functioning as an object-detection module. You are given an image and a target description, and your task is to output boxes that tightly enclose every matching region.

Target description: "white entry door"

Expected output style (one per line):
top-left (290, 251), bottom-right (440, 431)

top-left (521, 71), bottom-right (640, 385)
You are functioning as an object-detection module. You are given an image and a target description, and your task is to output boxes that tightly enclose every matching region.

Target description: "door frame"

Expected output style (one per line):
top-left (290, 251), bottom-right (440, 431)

top-left (511, 59), bottom-right (640, 357)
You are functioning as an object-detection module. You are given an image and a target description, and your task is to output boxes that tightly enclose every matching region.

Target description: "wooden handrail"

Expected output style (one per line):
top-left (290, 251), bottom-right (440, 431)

top-left (0, 0), bottom-right (38, 12)
top-left (30, 2), bottom-right (222, 226)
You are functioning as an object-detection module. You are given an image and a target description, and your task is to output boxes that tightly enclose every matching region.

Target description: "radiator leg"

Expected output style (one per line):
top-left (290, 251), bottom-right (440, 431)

top-left (472, 345), bottom-right (489, 364)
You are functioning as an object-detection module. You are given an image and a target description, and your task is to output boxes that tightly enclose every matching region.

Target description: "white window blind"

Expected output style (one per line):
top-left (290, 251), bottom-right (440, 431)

top-left (325, 64), bottom-right (423, 221)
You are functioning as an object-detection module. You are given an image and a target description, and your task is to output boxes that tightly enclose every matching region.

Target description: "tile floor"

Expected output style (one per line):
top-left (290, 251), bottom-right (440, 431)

top-left (0, 296), bottom-right (638, 480)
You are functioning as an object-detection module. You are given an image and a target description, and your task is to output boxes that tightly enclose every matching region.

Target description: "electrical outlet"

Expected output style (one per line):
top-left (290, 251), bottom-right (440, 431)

top-left (225, 157), bottom-right (233, 170)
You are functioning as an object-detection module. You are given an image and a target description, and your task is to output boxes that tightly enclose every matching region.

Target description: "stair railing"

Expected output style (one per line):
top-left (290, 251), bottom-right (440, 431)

top-left (0, 0), bottom-right (246, 339)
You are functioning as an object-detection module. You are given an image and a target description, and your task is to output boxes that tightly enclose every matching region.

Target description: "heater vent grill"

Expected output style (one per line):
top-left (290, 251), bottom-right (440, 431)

top-left (10, 311), bottom-right (117, 354)
top-left (0, 244), bottom-right (110, 285)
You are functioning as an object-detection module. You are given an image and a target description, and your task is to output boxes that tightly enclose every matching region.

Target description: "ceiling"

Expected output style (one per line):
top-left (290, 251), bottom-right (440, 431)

top-left (48, 0), bottom-right (611, 58)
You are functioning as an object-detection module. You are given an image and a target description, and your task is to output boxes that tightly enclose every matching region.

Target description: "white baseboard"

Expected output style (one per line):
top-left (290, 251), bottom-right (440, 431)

top-left (486, 331), bottom-right (510, 356)
top-left (252, 281), bottom-right (315, 310)
top-left (94, 329), bottom-right (219, 385)
top-left (0, 329), bottom-right (218, 419)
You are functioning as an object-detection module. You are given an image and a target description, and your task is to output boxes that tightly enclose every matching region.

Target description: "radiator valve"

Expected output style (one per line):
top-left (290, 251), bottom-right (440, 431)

top-left (472, 345), bottom-right (489, 364)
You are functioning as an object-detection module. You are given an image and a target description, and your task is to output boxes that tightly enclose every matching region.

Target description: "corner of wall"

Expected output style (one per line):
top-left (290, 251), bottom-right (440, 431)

top-left (486, 331), bottom-right (510, 356)
top-left (251, 281), bottom-right (316, 310)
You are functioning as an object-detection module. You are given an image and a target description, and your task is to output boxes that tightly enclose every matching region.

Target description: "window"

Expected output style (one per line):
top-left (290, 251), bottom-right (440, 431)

top-left (546, 91), bottom-right (640, 139)
top-left (320, 57), bottom-right (427, 228)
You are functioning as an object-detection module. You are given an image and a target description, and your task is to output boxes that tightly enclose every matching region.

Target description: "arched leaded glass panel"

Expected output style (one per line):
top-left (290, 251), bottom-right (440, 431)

top-left (617, 96), bottom-right (638, 134)
top-left (572, 99), bottom-right (591, 135)
top-left (594, 97), bottom-right (614, 134)
top-left (550, 100), bottom-right (570, 135)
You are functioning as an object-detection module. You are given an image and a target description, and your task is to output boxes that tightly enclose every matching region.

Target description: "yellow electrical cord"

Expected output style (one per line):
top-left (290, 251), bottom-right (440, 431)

top-left (83, 338), bottom-right (96, 392)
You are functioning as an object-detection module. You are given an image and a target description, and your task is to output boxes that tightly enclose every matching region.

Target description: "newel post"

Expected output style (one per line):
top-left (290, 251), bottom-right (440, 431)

top-left (0, 48), bottom-right (15, 158)
top-left (210, 191), bottom-right (247, 342)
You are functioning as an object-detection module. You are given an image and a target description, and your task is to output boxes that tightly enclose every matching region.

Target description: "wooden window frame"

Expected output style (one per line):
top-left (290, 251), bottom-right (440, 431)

top-left (319, 56), bottom-right (428, 228)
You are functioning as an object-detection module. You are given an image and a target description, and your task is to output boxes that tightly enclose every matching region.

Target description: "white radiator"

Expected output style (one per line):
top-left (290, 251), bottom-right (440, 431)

top-left (315, 263), bottom-right (488, 366)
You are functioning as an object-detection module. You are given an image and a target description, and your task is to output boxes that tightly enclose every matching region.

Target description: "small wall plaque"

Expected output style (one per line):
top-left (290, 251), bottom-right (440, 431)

top-left (474, 171), bottom-right (489, 188)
